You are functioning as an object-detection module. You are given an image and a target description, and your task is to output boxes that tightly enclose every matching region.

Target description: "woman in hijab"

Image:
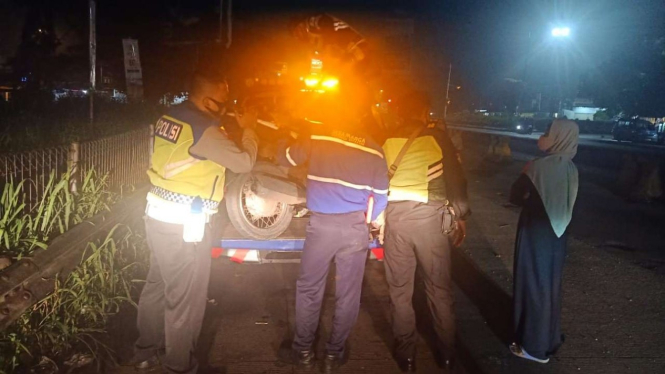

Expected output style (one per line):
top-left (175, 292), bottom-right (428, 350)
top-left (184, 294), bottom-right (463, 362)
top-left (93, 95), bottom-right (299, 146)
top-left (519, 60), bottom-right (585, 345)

top-left (509, 119), bottom-right (579, 363)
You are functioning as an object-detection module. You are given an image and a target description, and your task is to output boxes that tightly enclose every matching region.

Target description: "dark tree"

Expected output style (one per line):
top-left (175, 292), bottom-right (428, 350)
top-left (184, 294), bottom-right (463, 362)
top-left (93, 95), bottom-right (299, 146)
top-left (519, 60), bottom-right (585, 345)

top-left (580, 34), bottom-right (665, 117)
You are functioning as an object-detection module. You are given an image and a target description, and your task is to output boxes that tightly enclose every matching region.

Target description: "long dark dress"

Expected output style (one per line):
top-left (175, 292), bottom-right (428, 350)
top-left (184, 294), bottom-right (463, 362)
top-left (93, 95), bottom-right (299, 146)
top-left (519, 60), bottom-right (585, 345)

top-left (510, 173), bottom-right (567, 360)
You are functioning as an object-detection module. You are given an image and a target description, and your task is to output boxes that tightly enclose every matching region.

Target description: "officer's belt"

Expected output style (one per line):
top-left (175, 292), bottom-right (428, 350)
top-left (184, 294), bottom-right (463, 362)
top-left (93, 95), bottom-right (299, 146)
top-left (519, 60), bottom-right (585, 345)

top-left (149, 186), bottom-right (220, 211)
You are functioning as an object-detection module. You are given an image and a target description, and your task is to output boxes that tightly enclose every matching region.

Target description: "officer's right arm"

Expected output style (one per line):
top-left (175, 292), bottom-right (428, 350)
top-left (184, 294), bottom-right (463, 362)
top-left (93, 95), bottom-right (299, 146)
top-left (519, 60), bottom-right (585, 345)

top-left (276, 136), bottom-right (311, 167)
top-left (189, 127), bottom-right (259, 173)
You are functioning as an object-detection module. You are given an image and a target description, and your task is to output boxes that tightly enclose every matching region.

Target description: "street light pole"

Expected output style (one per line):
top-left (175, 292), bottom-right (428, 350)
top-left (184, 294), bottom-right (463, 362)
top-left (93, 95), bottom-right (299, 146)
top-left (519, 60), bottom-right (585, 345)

top-left (218, 0), bottom-right (233, 48)
top-left (444, 63), bottom-right (452, 119)
top-left (226, 0), bottom-right (233, 49)
top-left (89, 0), bottom-right (96, 125)
top-left (218, 0), bottom-right (224, 42)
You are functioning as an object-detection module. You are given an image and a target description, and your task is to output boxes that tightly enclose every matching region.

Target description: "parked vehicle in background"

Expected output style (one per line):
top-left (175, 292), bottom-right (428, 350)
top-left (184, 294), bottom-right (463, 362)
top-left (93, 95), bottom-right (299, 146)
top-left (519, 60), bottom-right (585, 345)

top-left (612, 118), bottom-right (659, 143)
top-left (655, 121), bottom-right (665, 144)
top-left (513, 119), bottom-right (534, 135)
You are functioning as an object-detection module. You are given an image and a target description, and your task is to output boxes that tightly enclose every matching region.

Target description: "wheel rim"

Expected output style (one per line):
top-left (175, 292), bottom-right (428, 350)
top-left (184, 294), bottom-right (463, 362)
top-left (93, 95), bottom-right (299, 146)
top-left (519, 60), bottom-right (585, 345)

top-left (239, 178), bottom-right (287, 230)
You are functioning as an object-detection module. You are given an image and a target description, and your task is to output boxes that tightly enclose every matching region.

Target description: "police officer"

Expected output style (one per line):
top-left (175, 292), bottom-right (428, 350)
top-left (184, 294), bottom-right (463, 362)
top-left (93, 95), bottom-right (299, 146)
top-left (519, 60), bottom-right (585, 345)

top-left (276, 85), bottom-right (389, 373)
top-left (382, 91), bottom-right (470, 372)
top-left (128, 72), bottom-right (258, 373)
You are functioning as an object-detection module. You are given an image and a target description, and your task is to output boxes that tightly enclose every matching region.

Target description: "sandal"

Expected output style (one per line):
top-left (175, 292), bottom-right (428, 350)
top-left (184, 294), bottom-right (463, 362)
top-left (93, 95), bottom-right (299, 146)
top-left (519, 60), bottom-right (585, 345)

top-left (509, 343), bottom-right (550, 364)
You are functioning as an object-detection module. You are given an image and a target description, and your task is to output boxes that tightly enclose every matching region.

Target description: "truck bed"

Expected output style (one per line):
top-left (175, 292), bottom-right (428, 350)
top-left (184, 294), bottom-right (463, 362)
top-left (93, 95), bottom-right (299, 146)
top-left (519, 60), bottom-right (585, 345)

top-left (215, 215), bottom-right (380, 251)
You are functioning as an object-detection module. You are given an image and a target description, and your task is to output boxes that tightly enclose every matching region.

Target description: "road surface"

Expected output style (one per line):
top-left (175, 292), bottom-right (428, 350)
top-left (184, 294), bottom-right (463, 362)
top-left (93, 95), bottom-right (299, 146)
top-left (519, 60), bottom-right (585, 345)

top-left (449, 125), bottom-right (665, 156)
top-left (95, 135), bottom-right (665, 374)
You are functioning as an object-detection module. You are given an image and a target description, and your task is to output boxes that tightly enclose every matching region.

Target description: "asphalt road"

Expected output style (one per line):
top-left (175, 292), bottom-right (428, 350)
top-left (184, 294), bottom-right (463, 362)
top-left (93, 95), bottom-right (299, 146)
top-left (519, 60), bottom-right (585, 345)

top-left (457, 129), bottom-right (665, 262)
top-left (449, 125), bottom-right (665, 157)
top-left (105, 257), bottom-right (489, 374)
top-left (99, 139), bottom-right (665, 374)
top-left (96, 128), bottom-right (665, 374)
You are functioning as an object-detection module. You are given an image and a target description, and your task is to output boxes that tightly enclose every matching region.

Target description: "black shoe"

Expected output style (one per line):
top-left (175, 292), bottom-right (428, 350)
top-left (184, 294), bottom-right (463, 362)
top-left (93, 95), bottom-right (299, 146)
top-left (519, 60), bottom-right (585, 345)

top-left (434, 341), bottom-right (457, 371)
top-left (322, 351), bottom-right (349, 373)
top-left (279, 348), bottom-right (316, 368)
top-left (394, 356), bottom-right (416, 372)
top-left (442, 357), bottom-right (457, 372)
top-left (123, 354), bottom-right (160, 370)
top-left (296, 350), bottom-right (317, 368)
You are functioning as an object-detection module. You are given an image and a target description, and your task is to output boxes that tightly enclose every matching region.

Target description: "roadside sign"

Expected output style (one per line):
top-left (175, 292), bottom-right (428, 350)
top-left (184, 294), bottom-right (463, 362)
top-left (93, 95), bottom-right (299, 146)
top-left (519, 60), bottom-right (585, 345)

top-left (122, 38), bottom-right (144, 100)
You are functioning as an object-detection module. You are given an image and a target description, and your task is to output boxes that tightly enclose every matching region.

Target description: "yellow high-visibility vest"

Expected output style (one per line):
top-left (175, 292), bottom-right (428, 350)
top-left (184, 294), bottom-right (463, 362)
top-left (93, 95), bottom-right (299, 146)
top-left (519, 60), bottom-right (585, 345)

top-left (147, 114), bottom-right (226, 205)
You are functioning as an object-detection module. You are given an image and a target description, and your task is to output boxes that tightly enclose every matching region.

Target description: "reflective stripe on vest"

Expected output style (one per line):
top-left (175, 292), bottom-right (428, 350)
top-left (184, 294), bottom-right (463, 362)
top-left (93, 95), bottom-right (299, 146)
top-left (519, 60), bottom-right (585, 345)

top-left (163, 156), bottom-right (201, 179)
top-left (382, 135), bottom-right (444, 203)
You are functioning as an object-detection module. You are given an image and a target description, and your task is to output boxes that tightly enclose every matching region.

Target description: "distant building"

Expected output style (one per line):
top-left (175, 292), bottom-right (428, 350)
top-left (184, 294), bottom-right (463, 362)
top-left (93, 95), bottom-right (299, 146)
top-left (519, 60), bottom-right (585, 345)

top-left (0, 85), bottom-right (12, 102)
top-left (0, 69), bottom-right (14, 101)
top-left (562, 106), bottom-right (604, 121)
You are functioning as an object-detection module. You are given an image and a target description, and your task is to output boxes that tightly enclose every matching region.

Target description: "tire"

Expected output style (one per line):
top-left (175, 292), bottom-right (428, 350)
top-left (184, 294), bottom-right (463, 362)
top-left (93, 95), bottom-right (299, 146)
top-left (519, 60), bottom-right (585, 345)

top-left (225, 171), bottom-right (294, 240)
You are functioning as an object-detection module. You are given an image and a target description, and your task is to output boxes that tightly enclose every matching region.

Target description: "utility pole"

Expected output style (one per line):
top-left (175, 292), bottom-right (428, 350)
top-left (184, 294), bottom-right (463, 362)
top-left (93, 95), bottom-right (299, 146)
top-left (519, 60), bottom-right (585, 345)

top-left (218, 0), bottom-right (233, 48)
top-left (444, 63), bottom-right (452, 119)
top-left (89, 0), bottom-right (96, 125)
top-left (218, 0), bottom-right (224, 42)
top-left (517, 31), bottom-right (533, 115)
top-left (225, 0), bottom-right (233, 49)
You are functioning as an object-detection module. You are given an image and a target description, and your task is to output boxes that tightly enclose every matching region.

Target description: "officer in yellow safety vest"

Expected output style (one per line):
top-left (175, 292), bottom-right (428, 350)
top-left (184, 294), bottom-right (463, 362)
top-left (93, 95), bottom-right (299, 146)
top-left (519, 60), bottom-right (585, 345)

top-left (127, 72), bottom-right (258, 374)
top-left (381, 90), bottom-right (470, 373)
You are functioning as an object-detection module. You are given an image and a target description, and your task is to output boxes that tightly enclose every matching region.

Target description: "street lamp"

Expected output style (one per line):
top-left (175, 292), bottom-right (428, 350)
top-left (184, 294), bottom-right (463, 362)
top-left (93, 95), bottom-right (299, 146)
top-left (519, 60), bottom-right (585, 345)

top-left (551, 27), bottom-right (571, 37)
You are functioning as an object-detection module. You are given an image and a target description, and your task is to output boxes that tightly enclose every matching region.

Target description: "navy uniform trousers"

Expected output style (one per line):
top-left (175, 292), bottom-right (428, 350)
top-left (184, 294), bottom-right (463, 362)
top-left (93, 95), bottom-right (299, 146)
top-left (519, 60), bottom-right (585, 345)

top-left (292, 211), bottom-right (369, 355)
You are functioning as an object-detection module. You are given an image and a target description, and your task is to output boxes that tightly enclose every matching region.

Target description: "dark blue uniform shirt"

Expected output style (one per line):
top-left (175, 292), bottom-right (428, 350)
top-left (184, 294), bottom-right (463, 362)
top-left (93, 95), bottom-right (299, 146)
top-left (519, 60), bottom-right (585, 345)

top-left (277, 123), bottom-right (388, 221)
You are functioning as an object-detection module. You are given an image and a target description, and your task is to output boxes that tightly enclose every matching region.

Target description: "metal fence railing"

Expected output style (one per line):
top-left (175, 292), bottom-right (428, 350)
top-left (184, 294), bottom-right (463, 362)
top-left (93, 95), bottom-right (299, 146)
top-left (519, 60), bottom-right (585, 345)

top-left (80, 127), bottom-right (152, 191)
top-left (0, 146), bottom-right (70, 209)
top-left (0, 126), bottom-right (152, 210)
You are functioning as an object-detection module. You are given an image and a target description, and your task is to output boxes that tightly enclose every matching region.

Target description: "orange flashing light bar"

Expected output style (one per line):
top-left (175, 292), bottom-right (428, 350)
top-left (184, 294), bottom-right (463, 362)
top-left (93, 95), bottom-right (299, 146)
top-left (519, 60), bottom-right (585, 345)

top-left (321, 78), bottom-right (339, 89)
top-left (303, 76), bottom-right (338, 91)
top-left (304, 77), bottom-right (320, 87)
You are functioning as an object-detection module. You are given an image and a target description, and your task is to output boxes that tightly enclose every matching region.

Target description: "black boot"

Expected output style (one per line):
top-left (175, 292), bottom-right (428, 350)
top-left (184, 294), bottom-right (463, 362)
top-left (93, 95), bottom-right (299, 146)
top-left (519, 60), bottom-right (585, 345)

top-left (393, 341), bottom-right (416, 373)
top-left (394, 355), bottom-right (416, 372)
top-left (279, 348), bottom-right (316, 368)
top-left (321, 350), bottom-right (349, 373)
top-left (435, 341), bottom-right (457, 371)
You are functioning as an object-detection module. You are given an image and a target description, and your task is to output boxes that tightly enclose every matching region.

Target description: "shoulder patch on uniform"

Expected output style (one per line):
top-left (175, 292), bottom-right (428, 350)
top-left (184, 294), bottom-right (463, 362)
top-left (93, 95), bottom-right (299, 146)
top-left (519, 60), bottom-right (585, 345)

top-left (155, 117), bottom-right (183, 144)
top-left (331, 130), bottom-right (366, 146)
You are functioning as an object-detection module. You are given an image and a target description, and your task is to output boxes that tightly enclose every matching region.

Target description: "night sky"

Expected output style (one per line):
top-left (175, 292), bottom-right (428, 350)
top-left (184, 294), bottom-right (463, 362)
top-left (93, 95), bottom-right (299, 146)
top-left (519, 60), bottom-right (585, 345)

top-left (1, 0), bottom-right (663, 113)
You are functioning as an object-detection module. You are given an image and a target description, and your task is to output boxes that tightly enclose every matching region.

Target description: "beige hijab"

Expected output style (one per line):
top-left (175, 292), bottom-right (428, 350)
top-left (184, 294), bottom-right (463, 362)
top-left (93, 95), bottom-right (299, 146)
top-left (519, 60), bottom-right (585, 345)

top-left (525, 120), bottom-right (580, 237)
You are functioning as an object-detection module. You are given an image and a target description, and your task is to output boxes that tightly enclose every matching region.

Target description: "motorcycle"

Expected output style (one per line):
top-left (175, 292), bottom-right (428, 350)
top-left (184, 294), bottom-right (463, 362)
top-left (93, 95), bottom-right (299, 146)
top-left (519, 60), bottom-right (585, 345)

top-left (223, 115), bottom-right (308, 239)
top-left (222, 13), bottom-right (376, 239)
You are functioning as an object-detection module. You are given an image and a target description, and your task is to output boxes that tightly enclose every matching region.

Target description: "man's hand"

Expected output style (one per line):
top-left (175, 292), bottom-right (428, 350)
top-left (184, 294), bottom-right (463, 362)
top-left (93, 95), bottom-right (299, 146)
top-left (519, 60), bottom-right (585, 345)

top-left (370, 211), bottom-right (385, 244)
top-left (235, 109), bottom-right (257, 130)
top-left (452, 220), bottom-right (467, 248)
top-left (370, 221), bottom-right (385, 245)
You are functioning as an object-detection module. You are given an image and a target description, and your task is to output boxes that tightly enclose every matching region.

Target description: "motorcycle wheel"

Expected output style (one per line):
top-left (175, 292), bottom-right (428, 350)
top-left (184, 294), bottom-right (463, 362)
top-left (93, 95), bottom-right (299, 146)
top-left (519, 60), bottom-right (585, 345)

top-left (225, 172), bottom-right (294, 240)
